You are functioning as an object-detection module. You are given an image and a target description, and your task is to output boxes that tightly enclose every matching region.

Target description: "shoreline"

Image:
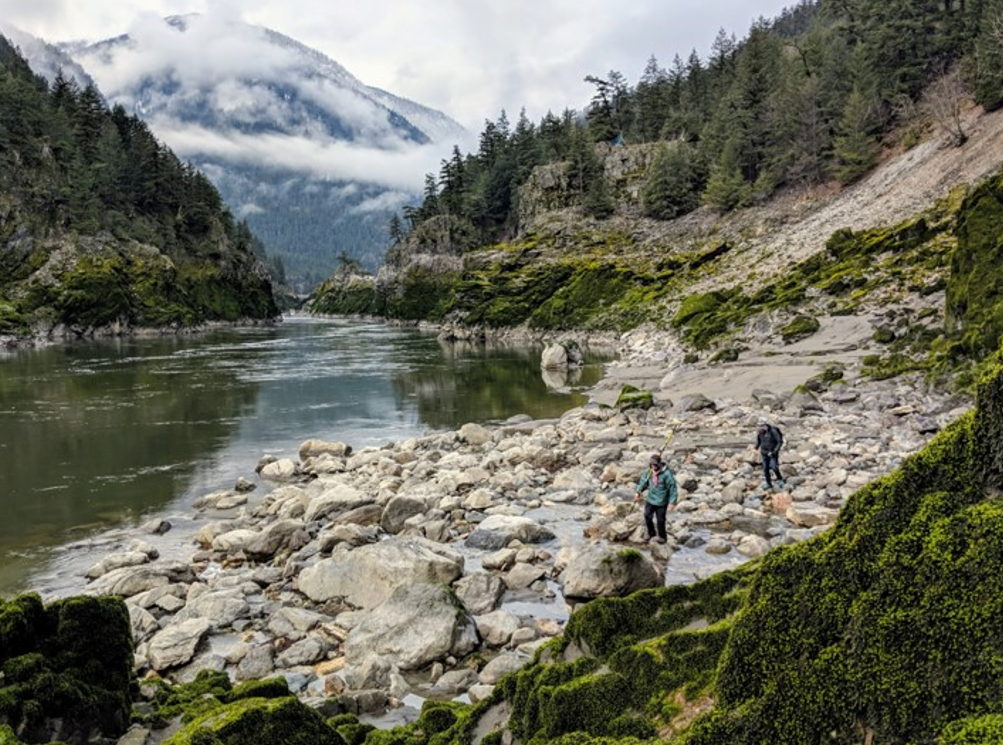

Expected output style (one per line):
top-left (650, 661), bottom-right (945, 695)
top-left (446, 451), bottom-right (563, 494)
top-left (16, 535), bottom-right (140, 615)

top-left (11, 316), bottom-right (970, 728)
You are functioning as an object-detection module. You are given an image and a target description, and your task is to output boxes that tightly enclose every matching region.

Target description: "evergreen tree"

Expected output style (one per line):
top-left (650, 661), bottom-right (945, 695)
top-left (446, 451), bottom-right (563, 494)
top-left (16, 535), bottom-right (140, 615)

top-left (634, 55), bottom-right (670, 141)
top-left (834, 85), bottom-right (882, 183)
top-left (642, 141), bottom-right (699, 219)
top-left (702, 141), bottom-right (751, 211)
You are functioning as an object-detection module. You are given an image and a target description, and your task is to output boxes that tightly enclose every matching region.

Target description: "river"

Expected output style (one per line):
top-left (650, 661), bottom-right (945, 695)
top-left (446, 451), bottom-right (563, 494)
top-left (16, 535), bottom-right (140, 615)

top-left (0, 316), bottom-right (611, 595)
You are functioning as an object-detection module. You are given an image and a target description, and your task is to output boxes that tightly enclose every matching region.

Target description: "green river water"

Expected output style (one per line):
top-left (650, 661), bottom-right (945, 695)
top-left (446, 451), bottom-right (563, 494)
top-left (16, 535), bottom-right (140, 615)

top-left (0, 316), bottom-right (611, 594)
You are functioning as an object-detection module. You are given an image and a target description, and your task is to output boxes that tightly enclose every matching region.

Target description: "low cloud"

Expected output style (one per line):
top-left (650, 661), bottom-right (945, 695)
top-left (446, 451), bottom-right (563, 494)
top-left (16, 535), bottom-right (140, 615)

top-left (350, 191), bottom-right (412, 214)
top-left (151, 119), bottom-right (443, 191)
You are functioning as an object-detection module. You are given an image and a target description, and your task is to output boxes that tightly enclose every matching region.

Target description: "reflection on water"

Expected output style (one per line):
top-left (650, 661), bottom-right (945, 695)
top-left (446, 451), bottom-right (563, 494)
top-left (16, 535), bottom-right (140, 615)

top-left (0, 317), bottom-right (612, 594)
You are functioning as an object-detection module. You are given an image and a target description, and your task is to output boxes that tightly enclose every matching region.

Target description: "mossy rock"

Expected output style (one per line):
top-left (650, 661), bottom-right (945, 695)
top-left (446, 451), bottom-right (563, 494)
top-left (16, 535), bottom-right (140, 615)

top-left (0, 595), bottom-right (133, 744)
top-left (938, 713), bottom-right (1003, 743)
top-left (709, 347), bottom-right (739, 363)
top-left (615, 384), bottom-right (653, 410)
top-left (161, 697), bottom-right (343, 745)
top-left (873, 327), bottom-right (897, 344)
top-left (780, 315), bottom-right (821, 343)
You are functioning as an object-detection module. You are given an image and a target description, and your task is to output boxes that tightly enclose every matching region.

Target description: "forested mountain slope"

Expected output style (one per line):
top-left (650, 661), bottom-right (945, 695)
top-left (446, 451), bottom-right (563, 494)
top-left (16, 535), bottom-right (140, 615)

top-left (0, 35), bottom-right (278, 344)
top-left (310, 0), bottom-right (1003, 387)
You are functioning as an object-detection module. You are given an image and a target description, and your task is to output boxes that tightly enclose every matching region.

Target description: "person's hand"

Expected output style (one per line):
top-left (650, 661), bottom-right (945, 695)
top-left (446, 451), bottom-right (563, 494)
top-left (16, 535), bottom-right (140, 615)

top-left (669, 503), bottom-right (676, 511)
top-left (633, 492), bottom-right (642, 502)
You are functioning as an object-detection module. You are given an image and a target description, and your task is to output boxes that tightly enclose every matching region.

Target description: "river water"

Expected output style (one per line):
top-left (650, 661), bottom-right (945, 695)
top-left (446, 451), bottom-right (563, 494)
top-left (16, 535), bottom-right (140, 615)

top-left (0, 316), bottom-right (610, 595)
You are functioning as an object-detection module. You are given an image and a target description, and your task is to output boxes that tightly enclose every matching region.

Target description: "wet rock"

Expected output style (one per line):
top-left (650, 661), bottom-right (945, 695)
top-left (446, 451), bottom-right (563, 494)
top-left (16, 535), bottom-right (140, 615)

top-left (173, 588), bottom-right (251, 630)
top-left (381, 495), bottom-right (430, 534)
top-left (86, 551), bottom-right (152, 580)
top-left (299, 439), bottom-right (352, 461)
top-left (277, 636), bottom-right (328, 668)
top-left (479, 653), bottom-right (528, 684)
top-left (459, 422), bottom-right (493, 446)
top-left (86, 562), bottom-right (195, 598)
top-left (304, 484), bottom-right (374, 523)
top-left (432, 668), bottom-right (479, 693)
top-left (236, 643), bottom-right (275, 681)
top-left (465, 515), bottom-right (556, 548)
top-left (260, 458), bottom-right (301, 482)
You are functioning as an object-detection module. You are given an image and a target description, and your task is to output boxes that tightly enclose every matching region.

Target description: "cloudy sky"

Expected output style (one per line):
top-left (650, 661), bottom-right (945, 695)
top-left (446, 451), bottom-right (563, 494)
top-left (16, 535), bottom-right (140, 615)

top-left (0, 0), bottom-right (795, 133)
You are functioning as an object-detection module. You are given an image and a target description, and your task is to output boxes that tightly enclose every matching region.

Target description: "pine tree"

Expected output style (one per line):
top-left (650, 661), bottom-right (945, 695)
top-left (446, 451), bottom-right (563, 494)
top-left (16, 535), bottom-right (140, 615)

top-left (834, 86), bottom-right (881, 183)
top-left (642, 141), bottom-right (699, 219)
top-left (702, 141), bottom-right (751, 211)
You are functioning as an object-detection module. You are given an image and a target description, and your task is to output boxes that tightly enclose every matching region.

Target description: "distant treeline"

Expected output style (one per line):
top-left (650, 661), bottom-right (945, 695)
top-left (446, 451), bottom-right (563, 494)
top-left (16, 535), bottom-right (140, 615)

top-left (394, 0), bottom-right (1003, 245)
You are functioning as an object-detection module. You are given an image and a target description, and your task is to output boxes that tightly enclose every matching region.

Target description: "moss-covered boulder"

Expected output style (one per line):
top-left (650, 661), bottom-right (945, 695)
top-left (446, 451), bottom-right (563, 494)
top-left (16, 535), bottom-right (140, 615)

top-left (615, 384), bottom-right (653, 410)
top-left (780, 314), bottom-right (820, 343)
top-left (0, 595), bottom-right (133, 744)
top-left (946, 172), bottom-right (1003, 359)
top-left (161, 696), bottom-right (343, 745)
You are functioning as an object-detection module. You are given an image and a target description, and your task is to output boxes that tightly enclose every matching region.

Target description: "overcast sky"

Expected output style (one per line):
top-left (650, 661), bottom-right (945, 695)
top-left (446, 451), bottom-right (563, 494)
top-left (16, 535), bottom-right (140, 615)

top-left (0, 0), bottom-right (796, 133)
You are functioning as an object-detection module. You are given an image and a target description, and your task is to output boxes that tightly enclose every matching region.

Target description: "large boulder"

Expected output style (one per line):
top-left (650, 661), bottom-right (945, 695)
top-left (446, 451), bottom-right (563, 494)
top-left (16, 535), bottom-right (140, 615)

top-left (561, 546), bottom-right (662, 600)
top-left (297, 537), bottom-right (464, 608)
top-left (344, 583), bottom-right (479, 670)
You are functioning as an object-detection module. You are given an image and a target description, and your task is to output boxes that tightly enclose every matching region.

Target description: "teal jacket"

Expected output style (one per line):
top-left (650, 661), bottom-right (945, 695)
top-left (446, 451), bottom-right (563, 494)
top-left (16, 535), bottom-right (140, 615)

top-left (636, 464), bottom-right (678, 507)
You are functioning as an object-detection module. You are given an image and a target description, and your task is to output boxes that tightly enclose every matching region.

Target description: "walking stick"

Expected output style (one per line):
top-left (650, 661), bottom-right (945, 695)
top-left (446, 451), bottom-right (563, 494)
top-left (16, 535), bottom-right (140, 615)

top-left (631, 427), bottom-right (676, 513)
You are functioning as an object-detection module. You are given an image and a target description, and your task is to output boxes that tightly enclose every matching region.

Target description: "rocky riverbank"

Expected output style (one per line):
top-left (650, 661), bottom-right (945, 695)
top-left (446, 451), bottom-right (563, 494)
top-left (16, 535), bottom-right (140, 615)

top-left (33, 325), bottom-right (969, 739)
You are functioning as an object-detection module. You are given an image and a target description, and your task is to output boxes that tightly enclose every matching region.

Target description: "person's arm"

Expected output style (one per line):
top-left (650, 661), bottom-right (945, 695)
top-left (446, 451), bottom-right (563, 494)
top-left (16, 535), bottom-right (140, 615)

top-left (634, 469), bottom-right (650, 501)
top-left (667, 471), bottom-right (679, 510)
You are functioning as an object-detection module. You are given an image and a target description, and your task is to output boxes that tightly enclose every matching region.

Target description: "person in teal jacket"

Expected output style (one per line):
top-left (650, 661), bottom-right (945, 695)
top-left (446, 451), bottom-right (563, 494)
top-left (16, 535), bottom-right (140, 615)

top-left (634, 452), bottom-right (678, 544)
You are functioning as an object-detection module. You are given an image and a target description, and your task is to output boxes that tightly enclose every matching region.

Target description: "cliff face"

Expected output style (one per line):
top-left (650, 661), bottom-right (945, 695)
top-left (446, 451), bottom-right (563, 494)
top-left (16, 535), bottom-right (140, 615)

top-left (516, 143), bottom-right (659, 226)
top-left (0, 225), bottom-right (278, 343)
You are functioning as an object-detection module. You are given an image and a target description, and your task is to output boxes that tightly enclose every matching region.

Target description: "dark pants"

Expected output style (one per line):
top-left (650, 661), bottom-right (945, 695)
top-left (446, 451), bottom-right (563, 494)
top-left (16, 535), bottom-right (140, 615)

top-left (761, 452), bottom-right (782, 487)
top-left (644, 502), bottom-right (667, 540)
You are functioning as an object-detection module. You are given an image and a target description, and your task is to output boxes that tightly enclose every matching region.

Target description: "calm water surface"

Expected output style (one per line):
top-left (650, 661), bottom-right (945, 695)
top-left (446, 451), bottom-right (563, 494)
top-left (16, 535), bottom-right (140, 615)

top-left (0, 316), bottom-right (611, 594)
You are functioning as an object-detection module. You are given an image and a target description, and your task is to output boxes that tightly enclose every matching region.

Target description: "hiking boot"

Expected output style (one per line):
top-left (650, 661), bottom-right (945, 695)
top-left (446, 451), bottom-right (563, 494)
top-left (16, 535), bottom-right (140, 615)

top-left (761, 482), bottom-right (773, 491)
top-left (653, 536), bottom-right (667, 545)
top-left (777, 479), bottom-right (786, 490)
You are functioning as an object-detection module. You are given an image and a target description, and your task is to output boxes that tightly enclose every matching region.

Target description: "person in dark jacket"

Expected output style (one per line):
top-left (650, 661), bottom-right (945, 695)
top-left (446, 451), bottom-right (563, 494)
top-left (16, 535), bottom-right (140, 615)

top-left (756, 422), bottom-right (785, 490)
top-left (634, 453), bottom-right (678, 544)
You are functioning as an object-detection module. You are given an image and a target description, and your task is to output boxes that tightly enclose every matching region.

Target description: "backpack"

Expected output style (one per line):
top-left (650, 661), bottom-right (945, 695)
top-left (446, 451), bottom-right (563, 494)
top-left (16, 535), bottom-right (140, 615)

top-left (764, 424), bottom-right (783, 451)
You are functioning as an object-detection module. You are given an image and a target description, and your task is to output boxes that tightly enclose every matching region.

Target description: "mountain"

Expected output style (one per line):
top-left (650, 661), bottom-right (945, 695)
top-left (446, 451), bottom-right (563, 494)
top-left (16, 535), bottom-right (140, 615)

top-left (0, 34), bottom-right (278, 343)
top-left (49, 13), bottom-right (467, 291)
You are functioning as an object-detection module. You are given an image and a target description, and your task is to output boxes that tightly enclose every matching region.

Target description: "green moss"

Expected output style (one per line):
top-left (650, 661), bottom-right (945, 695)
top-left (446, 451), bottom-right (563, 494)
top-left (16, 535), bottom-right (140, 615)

top-left (224, 678), bottom-right (290, 703)
top-left (780, 315), bottom-right (820, 343)
top-left (162, 697), bottom-right (343, 745)
top-left (615, 385), bottom-right (653, 410)
top-left (0, 595), bottom-right (133, 743)
top-left (873, 327), bottom-right (896, 344)
top-left (708, 347), bottom-right (739, 363)
top-left (327, 714), bottom-right (375, 745)
top-left (939, 714), bottom-right (1003, 743)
